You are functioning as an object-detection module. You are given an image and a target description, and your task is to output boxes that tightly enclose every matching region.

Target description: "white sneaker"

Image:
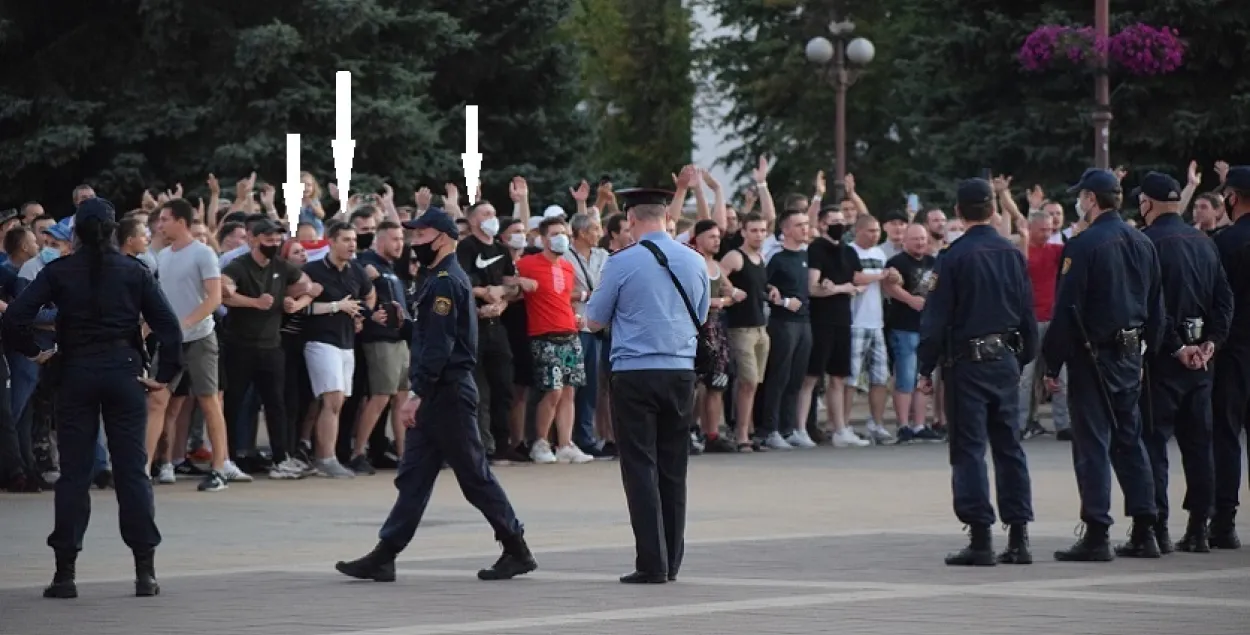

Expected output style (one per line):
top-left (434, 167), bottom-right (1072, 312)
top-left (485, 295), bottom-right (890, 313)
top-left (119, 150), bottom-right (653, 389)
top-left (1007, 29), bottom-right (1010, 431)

top-left (555, 445), bottom-right (594, 464)
top-left (314, 457), bottom-right (356, 478)
top-left (530, 439), bottom-right (557, 464)
top-left (268, 459), bottom-right (306, 480)
top-left (866, 425), bottom-right (894, 445)
top-left (763, 431), bottom-right (792, 450)
top-left (785, 430), bottom-right (817, 448)
top-left (157, 463), bottom-right (176, 484)
top-left (831, 427), bottom-right (870, 448)
top-left (221, 460), bottom-right (254, 483)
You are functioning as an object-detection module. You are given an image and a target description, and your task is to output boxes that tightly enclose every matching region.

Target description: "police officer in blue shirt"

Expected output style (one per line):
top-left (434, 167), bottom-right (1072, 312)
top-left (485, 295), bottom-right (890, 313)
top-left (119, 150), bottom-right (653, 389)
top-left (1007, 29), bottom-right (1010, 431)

top-left (335, 208), bottom-right (536, 583)
top-left (1134, 171), bottom-right (1233, 554)
top-left (585, 199), bottom-right (710, 584)
top-left (1, 198), bottom-right (183, 599)
top-left (1209, 165), bottom-right (1250, 549)
top-left (915, 178), bottom-right (1036, 567)
top-left (1043, 168), bottom-right (1166, 561)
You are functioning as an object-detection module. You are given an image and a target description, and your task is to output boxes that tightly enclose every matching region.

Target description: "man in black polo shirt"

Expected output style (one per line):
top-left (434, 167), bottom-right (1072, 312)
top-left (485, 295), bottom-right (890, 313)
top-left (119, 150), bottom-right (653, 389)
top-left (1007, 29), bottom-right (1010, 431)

top-left (456, 200), bottom-right (524, 463)
top-left (220, 219), bottom-right (314, 479)
top-left (302, 221), bottom-right (376, 478)
top-left (350, 220), bottom-right (412, 474)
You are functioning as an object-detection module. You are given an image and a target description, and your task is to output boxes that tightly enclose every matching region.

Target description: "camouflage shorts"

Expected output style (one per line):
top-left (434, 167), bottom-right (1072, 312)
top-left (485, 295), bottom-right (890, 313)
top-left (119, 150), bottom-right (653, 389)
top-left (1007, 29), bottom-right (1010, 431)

top-left (530, 335), bottom-right (586, 392)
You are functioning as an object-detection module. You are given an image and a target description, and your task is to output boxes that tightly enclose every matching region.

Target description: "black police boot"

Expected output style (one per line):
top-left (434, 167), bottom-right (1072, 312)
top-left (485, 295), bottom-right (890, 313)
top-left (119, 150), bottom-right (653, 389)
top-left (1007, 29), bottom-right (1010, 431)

top-left (1053, 522), bottom-right (1114, 562)
top-left (1113, 516), bottom-right (1162, 558)
top-left (1153, 514), bottom-right (1174, 555)
top-left (1208, 510), bottom-right (1241, 550)
top-left (43, 551), bottom-right (78, 599)
top-left (477, 533), bottom-right (538, 581)
top-left (335, 541), bottom-right (398, 582)
top-left (997, 524), bottom-right (1033, 565)
top-left (944, 525), bottom-right (996, 566)
top-left (134, 549), bottom-right (160, 597)
top-left (1176, 514), bottom-right (1211, 553)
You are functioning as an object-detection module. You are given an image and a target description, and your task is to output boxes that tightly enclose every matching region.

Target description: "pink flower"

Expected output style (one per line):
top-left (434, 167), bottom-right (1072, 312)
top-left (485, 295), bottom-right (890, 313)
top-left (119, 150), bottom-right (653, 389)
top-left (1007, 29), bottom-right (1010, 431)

top-left (1019, 22), bottom-right (1185, 76)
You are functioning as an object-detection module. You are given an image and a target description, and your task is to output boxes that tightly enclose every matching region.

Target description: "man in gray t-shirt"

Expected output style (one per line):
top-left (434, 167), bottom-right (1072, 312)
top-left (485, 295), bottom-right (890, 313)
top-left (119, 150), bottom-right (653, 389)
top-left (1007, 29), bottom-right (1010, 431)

top-left (147, 198), bottom-right (251, 492)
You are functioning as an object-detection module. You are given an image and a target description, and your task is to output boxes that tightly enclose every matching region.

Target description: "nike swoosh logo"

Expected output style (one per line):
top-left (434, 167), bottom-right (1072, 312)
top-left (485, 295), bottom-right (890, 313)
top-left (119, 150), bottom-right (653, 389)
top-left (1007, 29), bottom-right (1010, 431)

top-left (476, 255), bottom-right (504, 269)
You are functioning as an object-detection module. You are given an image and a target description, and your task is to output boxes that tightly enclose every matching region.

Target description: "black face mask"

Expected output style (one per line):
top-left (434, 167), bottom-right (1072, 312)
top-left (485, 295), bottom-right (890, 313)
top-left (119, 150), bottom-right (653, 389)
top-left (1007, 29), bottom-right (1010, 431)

top-left (826, 223), bottom-right (845, 240)
top-left (356, 232), bottom-right (374, 251)
top-left (1225, 193), bottom-right (1237, 217)
top-left (258, 243), bottom-right (280, 259)
top-left (412, 240), bottom-right (439, 267)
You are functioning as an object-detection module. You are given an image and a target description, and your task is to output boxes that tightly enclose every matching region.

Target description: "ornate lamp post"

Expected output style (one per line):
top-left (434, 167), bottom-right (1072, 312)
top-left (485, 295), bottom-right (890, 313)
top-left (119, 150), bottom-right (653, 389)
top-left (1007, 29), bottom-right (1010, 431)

top-left (806, 20), bottom-right (874, 194)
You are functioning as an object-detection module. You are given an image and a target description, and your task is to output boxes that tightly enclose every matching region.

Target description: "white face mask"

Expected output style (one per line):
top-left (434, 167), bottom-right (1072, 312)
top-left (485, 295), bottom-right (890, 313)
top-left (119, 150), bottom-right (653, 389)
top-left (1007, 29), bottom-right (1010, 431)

top-left (507, 233), bottom-right (526, 250)
top-left (532, 236), bottom-right (543, 249)
top-left (547, 234), bottom-right (570, 254)
top-left (480, 217), bottom-right (500, 238)
top-left (945, 230), bottom-right (964, 243)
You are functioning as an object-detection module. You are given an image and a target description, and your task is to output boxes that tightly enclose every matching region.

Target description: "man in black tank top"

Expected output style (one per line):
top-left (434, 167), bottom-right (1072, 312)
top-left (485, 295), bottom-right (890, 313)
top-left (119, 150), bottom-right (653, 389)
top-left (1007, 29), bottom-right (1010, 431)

top-left (719, 213), bottom-right (771, 450)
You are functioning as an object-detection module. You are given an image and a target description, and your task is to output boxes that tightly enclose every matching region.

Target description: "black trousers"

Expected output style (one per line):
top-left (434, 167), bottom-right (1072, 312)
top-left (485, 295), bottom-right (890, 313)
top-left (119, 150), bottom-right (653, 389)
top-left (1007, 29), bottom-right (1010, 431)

top-left (283, 333), bottom-right (313, 449)
top-left (475, 320), bottom-right (514, 453)
top-left (1211, 347), bottom-right (1250, 513)
top-left (222, 343), bottom-right (290, 462)
top-left (611, 369), bottom-right (696, 578)
top-left (1142, 359), bottom-right (1214, 520)
top-left (0, 356), bottom-right (20, 481)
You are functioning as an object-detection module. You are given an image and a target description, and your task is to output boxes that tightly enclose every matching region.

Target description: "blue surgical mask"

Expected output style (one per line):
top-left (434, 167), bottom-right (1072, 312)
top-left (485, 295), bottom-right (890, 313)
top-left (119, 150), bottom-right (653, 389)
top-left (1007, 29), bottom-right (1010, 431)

top-left (39, 246), bottom-right (61, 264)
top-left (547, 234), bottom-right (570, 254)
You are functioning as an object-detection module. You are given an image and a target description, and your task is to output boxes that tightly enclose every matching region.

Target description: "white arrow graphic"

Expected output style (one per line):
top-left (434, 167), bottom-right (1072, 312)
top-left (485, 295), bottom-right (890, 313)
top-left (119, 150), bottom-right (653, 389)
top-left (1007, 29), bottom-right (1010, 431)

top-left (331, 71), bottom-right (355, 203)
top-left (282, 134), bottom-right (303, 229)
top-left (462, 105), bottom-right (481, 205)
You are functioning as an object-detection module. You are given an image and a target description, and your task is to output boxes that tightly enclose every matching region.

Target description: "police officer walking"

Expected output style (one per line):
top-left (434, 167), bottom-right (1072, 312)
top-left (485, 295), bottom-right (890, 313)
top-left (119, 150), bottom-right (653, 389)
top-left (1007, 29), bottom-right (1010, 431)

top-left (1042, 168), bottom-right (1166, 561)
top-left (1210, 165), bottom-right (1250, 549)
top-left (334, 208), bottom-right (536, 582)
top-left (1, 198), bottom-right (183, 598)
top-left (1135, 172), bottom-right (1233, 554)
top-left (916, 178), bottom-right (1037, 566)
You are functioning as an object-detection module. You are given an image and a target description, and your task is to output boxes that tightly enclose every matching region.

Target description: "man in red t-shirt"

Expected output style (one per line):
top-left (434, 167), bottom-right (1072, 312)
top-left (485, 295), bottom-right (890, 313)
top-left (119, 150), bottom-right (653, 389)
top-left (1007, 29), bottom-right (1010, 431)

top-left (1019, 211), bottom-right (1070, 439)
top-left (515, 217), bottom-right (593, 465)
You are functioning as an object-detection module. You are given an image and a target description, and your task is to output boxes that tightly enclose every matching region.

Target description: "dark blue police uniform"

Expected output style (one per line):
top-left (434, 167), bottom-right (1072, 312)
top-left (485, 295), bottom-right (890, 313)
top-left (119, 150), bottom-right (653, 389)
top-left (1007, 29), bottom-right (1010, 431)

top-left (335, 208), bottom-right (536, 583)
top-left (1135, 172), bottom-right (1234, 554)
top-left (917, 178), bottom-right (1037, 566)
top-left (1043, 168), bottom-right (1165, 561)
top-left (0, 198), bottom-right (183, 598)
top-left (1209, 165), bottom-right (1250, 548)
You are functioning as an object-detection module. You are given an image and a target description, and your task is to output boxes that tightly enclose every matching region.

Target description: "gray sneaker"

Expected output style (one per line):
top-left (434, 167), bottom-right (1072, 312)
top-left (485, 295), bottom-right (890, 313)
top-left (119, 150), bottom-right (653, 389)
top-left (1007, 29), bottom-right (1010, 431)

top-left (314, 457), bottom-right (356, 479)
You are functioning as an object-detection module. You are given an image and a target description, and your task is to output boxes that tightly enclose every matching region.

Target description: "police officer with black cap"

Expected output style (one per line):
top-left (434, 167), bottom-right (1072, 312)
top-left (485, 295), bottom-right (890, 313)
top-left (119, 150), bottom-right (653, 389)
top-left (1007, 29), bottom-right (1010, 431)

top-left (1, 197), bottom-right (183, 598)
top-left (1135, 171), bottom-right (1233, 554)
top-left (1210, 165), bottom-right (1250, 549)
top-left (1043, 168), bottom-right (1166, 561)
top-left (916, 177), bottom-right (1037, 566)
top-left (334, 208), bottom-right (536, 582)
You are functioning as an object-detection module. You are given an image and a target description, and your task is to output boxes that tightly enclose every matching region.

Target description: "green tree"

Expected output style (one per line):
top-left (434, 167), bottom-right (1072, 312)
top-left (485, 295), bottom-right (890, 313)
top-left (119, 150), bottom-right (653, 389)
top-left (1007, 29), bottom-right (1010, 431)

top-left (891, 0), bottom-right (1250, 206)
top-left (566, 0), bottom-right (695, 189)
top-left (697, 0), bottom-right (912, 213)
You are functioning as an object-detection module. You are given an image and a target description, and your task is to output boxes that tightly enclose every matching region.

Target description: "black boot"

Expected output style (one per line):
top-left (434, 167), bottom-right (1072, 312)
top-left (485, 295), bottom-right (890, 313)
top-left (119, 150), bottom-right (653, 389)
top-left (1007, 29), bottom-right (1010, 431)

top-left (1176, 514), bottom-right (1211, 553)
top-left (997, 524), bottom-right (1033, 564)
top-left (1054, 522), bottom-right (1114, 562)
top-left (477, 533), bottom-right (537, 581)
top-left (945, 525), bottom-right (996, 566)
top-left (1113, 516), bottom-right (1162, 558)
top-left (1153, 515), bottom-right (1173, 555)
top-left (1208, 510), bottom-right (1241, 550)
top-left (134, 549), bottom-right (160, 597)
top-left (335, 541), bottom-right (398, 582)
top-left (43, 551), bottom-right (78, 599)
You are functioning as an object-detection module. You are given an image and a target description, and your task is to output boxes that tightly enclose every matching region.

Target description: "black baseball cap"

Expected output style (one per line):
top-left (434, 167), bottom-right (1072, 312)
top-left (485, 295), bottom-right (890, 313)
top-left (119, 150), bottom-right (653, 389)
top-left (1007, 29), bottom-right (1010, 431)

top-left (955, 178), bottom-right (994, 206)
top-left (249, 217), bottom-right (284, 236)
top-left (401, 207), bottom-right (459, 239)
top-left (1129, 172), bottom-right (1181, 203)
top-left (1225, 166), bottom-right (1250, 191)
top-left (1067, 168), bottom-right (1122, 195)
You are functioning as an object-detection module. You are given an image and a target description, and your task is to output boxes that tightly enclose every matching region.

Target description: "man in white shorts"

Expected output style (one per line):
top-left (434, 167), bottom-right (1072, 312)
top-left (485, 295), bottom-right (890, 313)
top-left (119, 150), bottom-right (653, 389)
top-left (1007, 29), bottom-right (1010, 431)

top-left (301, 222), bottom-right (377, 478)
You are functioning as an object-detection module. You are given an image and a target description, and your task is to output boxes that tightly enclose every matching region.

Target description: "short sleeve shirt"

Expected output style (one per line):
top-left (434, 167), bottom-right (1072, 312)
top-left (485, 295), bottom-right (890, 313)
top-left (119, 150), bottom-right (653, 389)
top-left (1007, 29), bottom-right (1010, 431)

top-left (156, 240), bottom-right (221, 342)
top-left (302, 257), bottom-right (373, 349)
top-left (515, 253), bottom-right (578, 336)
top-left (221, 253), bottom-right (303, 348)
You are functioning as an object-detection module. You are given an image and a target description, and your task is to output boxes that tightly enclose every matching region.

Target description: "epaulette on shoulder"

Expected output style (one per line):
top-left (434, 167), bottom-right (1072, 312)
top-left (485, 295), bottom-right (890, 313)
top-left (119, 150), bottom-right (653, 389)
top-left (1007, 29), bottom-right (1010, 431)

top-left (437, 270), bottom-right (450, 277)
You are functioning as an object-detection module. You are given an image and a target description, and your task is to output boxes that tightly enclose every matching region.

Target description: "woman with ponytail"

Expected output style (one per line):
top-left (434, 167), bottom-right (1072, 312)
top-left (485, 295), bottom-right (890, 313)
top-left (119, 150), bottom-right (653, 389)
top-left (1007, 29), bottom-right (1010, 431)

top-left (0, 197), bottom-right (184, 600)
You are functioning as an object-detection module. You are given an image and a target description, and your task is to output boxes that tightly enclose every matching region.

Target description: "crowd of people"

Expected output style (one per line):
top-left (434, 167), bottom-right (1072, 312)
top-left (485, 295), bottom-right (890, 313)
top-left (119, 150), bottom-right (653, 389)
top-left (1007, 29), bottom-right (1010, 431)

top-left (0, 158), bottom-right (1241, 504)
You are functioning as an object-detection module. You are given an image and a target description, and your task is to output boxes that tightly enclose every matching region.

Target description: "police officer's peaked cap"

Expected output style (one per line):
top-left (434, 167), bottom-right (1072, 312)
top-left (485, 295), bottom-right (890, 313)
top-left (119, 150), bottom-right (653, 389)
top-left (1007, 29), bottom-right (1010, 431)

top-left (1224, 166), bottom-right (1250, 191)
top-left (74, 197), bottom-right (116, 224)
top-left (955, 178), bottom-right (993, 206)
top-left (1066, 168), bottom-right (1121, 195)
top-left (402, 206), bottom-right (459, 239)
top-left (1130, 172), bottom-right (1182, 203)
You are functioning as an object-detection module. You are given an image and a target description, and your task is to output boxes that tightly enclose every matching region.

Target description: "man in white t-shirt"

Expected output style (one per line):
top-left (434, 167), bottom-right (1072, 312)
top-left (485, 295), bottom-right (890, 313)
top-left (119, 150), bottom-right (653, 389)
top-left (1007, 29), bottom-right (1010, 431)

top-left (846, 215), bottom-right (899, 443)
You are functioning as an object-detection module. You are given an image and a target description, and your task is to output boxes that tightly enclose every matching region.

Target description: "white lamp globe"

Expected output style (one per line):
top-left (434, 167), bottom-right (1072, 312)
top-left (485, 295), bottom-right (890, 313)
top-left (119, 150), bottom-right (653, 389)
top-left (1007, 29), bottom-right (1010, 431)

top-left (846, 37), bottom-right (875, 65)
top-left (805, 37), bottom-right (835, 64)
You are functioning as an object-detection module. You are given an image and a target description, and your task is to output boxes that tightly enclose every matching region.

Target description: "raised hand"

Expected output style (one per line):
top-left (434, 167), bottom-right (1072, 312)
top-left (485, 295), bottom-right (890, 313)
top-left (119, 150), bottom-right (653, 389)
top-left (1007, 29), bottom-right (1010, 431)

top-left (414, 186), bottom-right (432, 210)
top-left (509, 176), bottom-right (528, 202)
top-left (570, 179), bottom-right (590, 202)
top-left (1215, 160), bottom-right (1230, 184)
top-left (207, 173), bottom-right (220, 197)
top-left (1027, 185), bottom-right (1046, 210)
top-left (751, 155), bottom-right (770, 183)
top-left (1187, 160), bottom-right (1202, 187)
top-left (813, 170), bottom-right (826, 197)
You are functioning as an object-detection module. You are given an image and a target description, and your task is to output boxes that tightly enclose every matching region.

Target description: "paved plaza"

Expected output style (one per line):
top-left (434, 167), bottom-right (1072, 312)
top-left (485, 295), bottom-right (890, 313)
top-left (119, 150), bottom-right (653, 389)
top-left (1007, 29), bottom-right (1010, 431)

top-left (1, 436), bottom-right (1248, 635)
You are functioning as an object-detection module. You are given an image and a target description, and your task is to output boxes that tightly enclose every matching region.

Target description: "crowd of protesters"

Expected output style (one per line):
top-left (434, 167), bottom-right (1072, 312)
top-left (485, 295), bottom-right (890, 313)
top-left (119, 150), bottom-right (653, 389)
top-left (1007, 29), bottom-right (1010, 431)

top-left (0, 157), bottom-right (1236, 494)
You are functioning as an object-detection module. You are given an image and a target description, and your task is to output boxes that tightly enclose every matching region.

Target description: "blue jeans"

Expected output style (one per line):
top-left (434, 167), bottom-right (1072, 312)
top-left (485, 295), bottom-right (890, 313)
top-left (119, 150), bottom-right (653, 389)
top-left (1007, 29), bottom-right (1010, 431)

top-left (574, 332), bottom-right (600, 451)
top-left (887, 330), bottom-right (920, 393)
top-left (7, 353), bottom-right (39, 470)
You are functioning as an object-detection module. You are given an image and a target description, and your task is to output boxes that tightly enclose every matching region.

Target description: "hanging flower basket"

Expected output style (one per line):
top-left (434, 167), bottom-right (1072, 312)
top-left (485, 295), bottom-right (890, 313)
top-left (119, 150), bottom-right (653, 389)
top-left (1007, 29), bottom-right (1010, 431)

top-left (1018, 23), bottom-right (1185, 77)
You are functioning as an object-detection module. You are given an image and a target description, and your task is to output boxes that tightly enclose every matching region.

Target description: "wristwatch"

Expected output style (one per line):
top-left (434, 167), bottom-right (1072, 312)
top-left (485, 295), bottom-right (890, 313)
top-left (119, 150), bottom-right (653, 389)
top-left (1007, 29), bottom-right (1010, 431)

top-left (330, 301), bottom-right (339, 314)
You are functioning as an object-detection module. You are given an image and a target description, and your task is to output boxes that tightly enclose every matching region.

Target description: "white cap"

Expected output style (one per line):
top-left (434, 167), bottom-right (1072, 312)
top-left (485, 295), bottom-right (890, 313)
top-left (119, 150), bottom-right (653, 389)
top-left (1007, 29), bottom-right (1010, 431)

top-left (527, 216), bottom-right (543, 231)
top-left (542, 205), bottom-right (565, 219)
